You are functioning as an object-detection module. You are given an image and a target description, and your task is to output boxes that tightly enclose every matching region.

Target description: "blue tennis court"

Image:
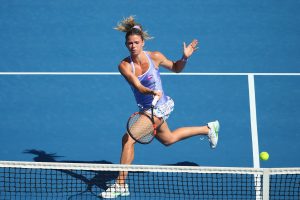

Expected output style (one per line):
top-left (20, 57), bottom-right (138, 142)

top-left (0, 1), bottom-right (300, 199)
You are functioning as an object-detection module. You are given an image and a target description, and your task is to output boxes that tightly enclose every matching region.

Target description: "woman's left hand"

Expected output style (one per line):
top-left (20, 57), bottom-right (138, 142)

top-left (183, 39), bottom-right (198, 59)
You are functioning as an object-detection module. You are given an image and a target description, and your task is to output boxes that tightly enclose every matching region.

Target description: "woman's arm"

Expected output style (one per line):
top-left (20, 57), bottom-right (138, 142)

top-left (151, 39), bottom-right (198, 73)
top-left (118, 60), bottom-right (161, 97)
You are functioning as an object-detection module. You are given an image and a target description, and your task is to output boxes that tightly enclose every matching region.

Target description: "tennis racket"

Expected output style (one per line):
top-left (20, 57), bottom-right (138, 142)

top-left (127, 96), bottom-right (160, 144)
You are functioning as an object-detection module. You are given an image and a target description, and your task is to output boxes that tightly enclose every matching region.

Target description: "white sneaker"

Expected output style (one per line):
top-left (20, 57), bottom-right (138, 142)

top-left (207, 120), bottom-right (220, 149)
top-left (99, 183), bottom-right (130, 199)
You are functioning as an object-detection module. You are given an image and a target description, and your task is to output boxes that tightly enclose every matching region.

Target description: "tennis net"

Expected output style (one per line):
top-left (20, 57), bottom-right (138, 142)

top-left (0, 161), bottom-right (299, 200)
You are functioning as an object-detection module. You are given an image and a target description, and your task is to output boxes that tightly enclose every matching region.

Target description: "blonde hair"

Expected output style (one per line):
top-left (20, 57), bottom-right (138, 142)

top-left (114, 16), bottom-right (153, 40)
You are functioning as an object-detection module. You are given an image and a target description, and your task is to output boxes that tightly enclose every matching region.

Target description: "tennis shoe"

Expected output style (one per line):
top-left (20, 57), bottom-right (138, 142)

top-left (207, 120), bottom-right (219, 149)
top-left (100, 183), bottom-right (130, 199)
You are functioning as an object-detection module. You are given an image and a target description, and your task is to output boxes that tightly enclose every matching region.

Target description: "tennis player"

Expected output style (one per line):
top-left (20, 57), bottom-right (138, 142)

top-left (100, 16), bottom-right (219, 198)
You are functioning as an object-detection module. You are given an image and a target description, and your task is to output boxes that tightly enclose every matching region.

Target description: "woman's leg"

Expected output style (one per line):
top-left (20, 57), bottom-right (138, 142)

top-left (116, 133), bottom-right (136, 185)
top-left (155, 120), bottom-right (209, 146)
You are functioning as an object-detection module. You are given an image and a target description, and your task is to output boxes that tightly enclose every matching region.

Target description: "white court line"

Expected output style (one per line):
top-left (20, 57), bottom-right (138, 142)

top-left (0, 72), bottom-right (121, 75)
top-left (248, 74), bottom-right (260, 168)
top-left (162, 72), bottom-right (300, 76)
top-left (248, 74), bottom-right (262, 200)
top-left (0, 72), bottom-right (300, 76)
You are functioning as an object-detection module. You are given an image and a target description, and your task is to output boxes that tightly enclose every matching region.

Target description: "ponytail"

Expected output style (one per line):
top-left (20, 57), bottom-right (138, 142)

top-left (114, 16), bottom-right (153, 40)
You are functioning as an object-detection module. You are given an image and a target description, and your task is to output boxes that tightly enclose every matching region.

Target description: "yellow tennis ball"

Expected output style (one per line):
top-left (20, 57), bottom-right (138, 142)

top-left (260, 152), bottom-right (269, 161)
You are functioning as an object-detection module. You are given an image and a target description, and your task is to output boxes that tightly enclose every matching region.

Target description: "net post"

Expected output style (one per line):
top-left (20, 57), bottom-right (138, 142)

top-left (262, 168), bottom-right (270, 200)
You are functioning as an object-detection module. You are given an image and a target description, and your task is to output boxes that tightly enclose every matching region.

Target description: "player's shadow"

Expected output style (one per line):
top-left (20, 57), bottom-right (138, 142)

top-left (24, 149), bottom-right (199, 198)
top-left (23, 149), bottom-right (118, 192)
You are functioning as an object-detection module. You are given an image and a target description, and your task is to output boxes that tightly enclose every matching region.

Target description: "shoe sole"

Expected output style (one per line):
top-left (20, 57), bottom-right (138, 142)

top-left (100, 193), bottom-right (130, 199)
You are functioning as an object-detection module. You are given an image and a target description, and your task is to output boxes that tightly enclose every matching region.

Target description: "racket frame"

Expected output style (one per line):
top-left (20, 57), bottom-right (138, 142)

top-left (126, 110), bottom-right (157, 144)
top-left (127, 96), bottom-right (160, 144)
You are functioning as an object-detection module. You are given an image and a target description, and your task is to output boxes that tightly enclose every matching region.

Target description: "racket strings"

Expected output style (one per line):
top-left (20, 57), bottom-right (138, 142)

top-left (128, 113), bottom-right (155, 143)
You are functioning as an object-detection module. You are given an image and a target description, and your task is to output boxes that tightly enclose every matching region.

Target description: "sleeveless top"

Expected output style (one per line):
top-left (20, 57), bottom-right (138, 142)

top-left (129, 51), bottom-right (168, 110)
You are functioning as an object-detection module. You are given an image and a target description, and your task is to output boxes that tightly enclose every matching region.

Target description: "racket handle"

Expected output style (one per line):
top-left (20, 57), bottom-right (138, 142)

top-left (152, 95), bottom-right (160, 106)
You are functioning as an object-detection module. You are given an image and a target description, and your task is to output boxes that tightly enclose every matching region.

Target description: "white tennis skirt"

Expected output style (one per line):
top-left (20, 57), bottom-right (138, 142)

top-left (145, 96), bottom-right (174, 121)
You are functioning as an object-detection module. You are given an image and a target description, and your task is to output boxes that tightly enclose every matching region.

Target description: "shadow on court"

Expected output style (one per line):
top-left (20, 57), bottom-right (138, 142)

top-left (23, 149), bottom-right (119, 191)
top-left (23, 149), bottom-right (200, 167)
top-left (23, 149), bottom-right (199, 199)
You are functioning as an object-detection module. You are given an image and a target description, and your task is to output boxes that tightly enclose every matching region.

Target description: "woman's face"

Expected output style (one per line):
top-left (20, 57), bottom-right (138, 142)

top-left (125, 34), bottom-right (144, 56)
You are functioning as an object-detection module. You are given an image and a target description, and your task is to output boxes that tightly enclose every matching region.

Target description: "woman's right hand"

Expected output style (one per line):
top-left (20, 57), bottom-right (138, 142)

top-left (152, 90), bottom-right (162, 99)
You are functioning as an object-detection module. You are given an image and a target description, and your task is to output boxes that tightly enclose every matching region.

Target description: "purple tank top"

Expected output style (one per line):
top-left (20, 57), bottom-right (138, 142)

top-left (130, 51), bottom-right (168, 110)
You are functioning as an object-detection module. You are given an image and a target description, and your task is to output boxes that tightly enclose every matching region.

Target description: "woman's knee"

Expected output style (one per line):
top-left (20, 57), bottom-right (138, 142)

top-left (122, 133), bottom-right (135, 146)
top-left (158, 137), bottom-right (176, 147)
top-left (162, 142), bottom-right (172, 147)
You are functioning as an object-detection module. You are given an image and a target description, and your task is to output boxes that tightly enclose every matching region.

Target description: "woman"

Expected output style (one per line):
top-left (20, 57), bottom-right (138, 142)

top-left (100, 16), bottom-right (219, 199)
